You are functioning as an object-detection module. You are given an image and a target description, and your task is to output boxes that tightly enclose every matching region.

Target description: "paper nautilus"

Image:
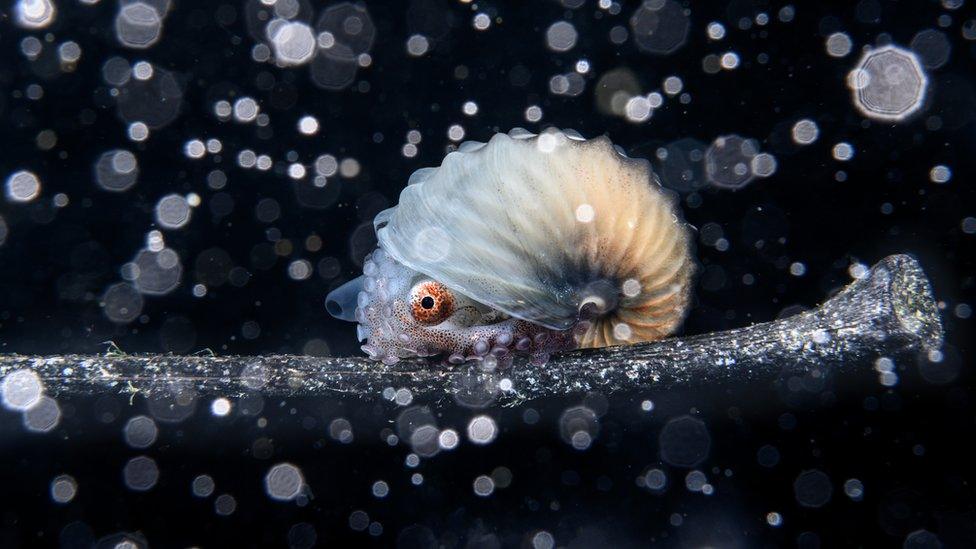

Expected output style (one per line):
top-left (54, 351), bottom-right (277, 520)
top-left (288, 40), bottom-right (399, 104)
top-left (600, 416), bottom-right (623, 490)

top-left (326, 128), bottom-right (695, 366)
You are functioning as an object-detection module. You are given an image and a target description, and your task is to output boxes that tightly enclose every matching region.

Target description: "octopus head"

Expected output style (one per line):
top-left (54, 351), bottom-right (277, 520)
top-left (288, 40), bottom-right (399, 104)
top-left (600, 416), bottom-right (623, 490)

top-left (325, 248), bottom-right (572, 366)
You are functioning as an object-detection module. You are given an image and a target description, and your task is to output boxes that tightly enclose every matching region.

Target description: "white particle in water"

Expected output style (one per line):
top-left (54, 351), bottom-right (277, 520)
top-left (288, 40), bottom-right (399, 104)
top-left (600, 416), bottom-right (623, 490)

top-left (238, 149), bottom-right (257, 169)
top-left (348, 510), bottom-right (369, 531)
top-left (472, 13), bottom-right (491, 30)
top-left (844, 478), bottom-right (864, 500)
top-left (102, 282), bottom-right (144, 323)
top-left (929, 165), bottom-right (951, 183)
top-left (546, 21), bottom-right (578, 52)
top-left (791, 119), bottom-right (819, 145)
top-left (20, 36), bottom-right (43, 60)
top-left (233, 97), bottom-right (259, 123)
top-left (825, 32), bottom-right (853, 57)
top-left (211, 398), bottom-right (231, 416)
top-left (1, 369), bottom-right (44, 411)
top-left (393, 388), bottom-right (413, 406)
top-left (663, 76), bottom-right (683, 95)
top-left (155, 194), bottom-right (192, 229)
top-left (214, 100), bottom-right (232, 120)
top-left (685, 470), bottom-right (707, 492)
top-left (5, 170), bottom-right (41, 203)
top-left (639, 467), bottom-right (667, 492)
top-left (102, 56), bottom-right (132, 85)
top-left (316, 31), bottom-right (335, 49)
top-left (315, 154), bottom-right (338, 177)
top-left (472, 475), bottom-right (495, 496)
top-left (613, 322), bottom-right (633, 341)
top-left (123, 456), bottom-right (159, 491)
top-left (287, 163), bottom-right (306, 179)
top-left (849, 45), bottom-right (928, 122)
top-left (115, 1), bottom-right (163, 50)
top-left (50, 474), bottom-right (78, 503)
top-left (575, 203), bottom-right (595, 223)
top-left (215, 494), bottom-right (236, 515)
top-left (58, 41), bottom-right (82, 63)
top-left (707, 22), bottom-right (726, 40)
top-left (251, 43), bottom-right (271, 63)
top-left (466, 415), bottom-right (498, 445)
top-left (123, 415), bottom-right (158, 448)
top-left (23, 396), bottom-right (61, 432)
top-left (879, 371), bottom-right (899, 387)
top-left (287, 259), bottom-right (312, 280)
top-left (270, 20), bottom-right (316, 66)
top-left (26, 84), bottom-right (43, 101)
top-left (532, 531), bottom-right (556, 549)
top-left (849, 262), bottom-right (869, 279)
top-left (184, 139), bottom-right (206, 159)
top-left (192, 474), bottom-right (215, 497)
top-left (832, 142), bottom-right (855, 161)
top-left (961, 217), bottom-right (976, 235)
top-left (622, 278), bottom-right (641, 297)
top-left (406, 34), bottom-right (429, 56)
top-left (705, 134), bottom-right (760, 188)
top-left (265, 463), bottom-right (305, 501)
top-left (371, 480), bottom-right (389, 498)
top-left (339, 158), bottom-right (360, 178)
top-left (15, 0), bottom-right (56, 29)
top-left (298, 115), bottom-right (319, 135)
top-left (128, 122), bottom-right (149, 142)
top-left (329, 418), bottom-right (354, 443)
top-left (447, 124), bottom-right (465, 141)
top-left (438, 429), bottom-right (459, 450)
top-left (624, 96), bottom-right (652, 122)
top-left (720, 52), bottom-right (740, 69)
top-left (132, 60), bottom-right (153, 80)
top-left (794, 469), bottom-right (833, 508)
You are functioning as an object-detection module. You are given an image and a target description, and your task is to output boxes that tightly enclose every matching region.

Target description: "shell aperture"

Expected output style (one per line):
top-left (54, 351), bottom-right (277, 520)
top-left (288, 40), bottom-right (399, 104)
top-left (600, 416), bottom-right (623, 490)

top-left (326, 128), bottom-right (695, 365)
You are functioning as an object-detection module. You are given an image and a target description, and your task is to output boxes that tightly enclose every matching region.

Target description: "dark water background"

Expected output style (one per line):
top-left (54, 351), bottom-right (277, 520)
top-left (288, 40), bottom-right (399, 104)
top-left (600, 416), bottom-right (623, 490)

top-left (1, 0), bottom-right (974, 547)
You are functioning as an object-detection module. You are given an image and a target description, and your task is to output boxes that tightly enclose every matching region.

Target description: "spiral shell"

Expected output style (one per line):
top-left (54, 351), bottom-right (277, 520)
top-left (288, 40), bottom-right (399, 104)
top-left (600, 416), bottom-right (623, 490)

top-left (374, 128), bottom-right (694, 348)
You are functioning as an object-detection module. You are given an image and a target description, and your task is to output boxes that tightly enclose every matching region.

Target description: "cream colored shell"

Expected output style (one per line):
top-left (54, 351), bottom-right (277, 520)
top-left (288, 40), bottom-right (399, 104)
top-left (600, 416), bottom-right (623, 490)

top-left (375, 128), bottom-right (694, 348)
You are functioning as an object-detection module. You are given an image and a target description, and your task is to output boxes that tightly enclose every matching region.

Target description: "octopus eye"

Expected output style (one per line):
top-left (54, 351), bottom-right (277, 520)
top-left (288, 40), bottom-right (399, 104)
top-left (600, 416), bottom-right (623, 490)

top-left (410, 281), bottom-right (455, 324)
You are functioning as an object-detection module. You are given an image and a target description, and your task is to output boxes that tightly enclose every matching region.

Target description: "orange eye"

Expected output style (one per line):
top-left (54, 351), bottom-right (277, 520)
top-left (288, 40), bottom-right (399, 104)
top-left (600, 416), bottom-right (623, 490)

top-left (409, 281), bottom-right (455, 324)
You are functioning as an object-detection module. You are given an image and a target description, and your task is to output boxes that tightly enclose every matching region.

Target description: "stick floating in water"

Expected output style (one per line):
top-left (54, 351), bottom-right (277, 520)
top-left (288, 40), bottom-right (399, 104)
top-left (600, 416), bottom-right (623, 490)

top-left (0, 255), bottom-right (943, 403)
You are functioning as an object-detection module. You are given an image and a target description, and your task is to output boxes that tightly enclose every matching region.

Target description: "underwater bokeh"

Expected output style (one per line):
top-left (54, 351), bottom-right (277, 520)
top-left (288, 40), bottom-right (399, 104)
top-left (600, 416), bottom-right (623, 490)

top-left (1, 1), bottom-right (974, 546)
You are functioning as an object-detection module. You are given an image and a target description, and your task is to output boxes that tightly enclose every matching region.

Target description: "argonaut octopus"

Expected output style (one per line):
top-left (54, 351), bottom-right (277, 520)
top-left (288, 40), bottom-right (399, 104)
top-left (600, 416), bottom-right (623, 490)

top-left (326, 128), bottom-right (695, 367)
